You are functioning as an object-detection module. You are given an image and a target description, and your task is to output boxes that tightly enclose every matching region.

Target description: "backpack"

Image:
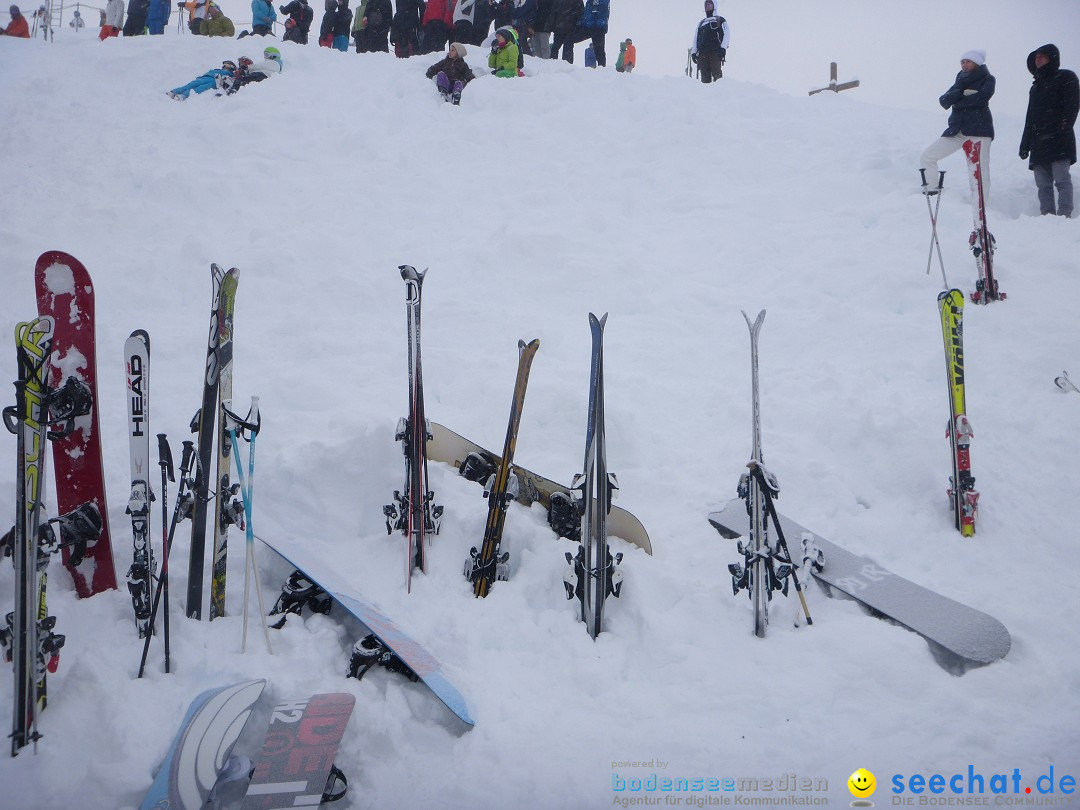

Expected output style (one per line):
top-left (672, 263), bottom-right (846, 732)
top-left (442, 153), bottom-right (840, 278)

top-left (697, 14), bottom-right (725, 54)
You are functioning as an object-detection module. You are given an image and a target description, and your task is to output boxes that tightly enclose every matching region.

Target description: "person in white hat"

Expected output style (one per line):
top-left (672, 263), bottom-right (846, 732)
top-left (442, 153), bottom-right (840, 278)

top-left (919, 50), bottom-right (996, 201)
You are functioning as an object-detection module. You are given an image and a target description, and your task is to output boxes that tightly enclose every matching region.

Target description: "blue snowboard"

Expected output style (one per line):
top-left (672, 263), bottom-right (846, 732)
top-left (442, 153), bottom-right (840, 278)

top-left (140, 679), bottom-right (266, 810)
top-left (257, 534), bottom-right (475, 727)
top-left (708, 498), bottom-right (1011, 666)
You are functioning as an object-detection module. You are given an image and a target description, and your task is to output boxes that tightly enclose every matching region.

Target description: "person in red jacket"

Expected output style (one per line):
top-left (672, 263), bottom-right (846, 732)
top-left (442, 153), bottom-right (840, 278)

top-left (1, 4), bottom-right (31, 36)
top-left (420, 0), bottom-right (452, 54)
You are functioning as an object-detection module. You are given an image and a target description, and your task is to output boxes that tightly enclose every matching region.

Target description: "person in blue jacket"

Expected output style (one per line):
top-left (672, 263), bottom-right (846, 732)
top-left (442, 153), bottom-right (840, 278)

top-left (145, 0), bottom-right (170, 33)
top-left (239, 0), bottom-right (275, 36)
top-left (920, 49), bottom-right (996, 200)
top-left (577, 0), bottom-right (608, 67)
top-left (167, 59), bottom-right (237, 99)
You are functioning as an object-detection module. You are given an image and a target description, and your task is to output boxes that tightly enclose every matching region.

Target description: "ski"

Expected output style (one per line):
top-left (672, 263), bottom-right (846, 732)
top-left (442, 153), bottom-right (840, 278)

top-left (563, 313), bottom-right (623, 638)
top-left (1055, 371), bottom-right (1078, 394)
top-left (962, 140), bottom-right (1004, 303)
top-left (186, 264), bottom-right (228, 620)
top-left (727, 309), bottom-right (780, 638)
top-left (384, 266), bottom-right (442, 591)
top-left (209, 269), bottom-right (241, 620)
top-left (241, 692), bottom-right (354, 809)
top-left (939, 289), bottom-right (979, 536)
top-left (4, 317), bottom-right (54, 755)
top-left (464, 338), bottom-right (541, 598)
top-left (34, 250), bottom-right (117, 597)
top-left (125, 330), bottom-right (155, 638)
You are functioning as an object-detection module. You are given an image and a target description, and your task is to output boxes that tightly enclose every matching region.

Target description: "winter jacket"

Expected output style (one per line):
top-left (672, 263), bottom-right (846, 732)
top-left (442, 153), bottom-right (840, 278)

top-left (578, 0), bottom-right (606, 31)
top-left (351, 0), bottom-right (367, 31)
top-left (146, 0), bottom-right (170, 32)
top-left (0, 12), bottom-right (29, 35)
top-left (550, 0), bottom-right (580, 37)
top-left (104, 0), bottom-right (124, 28)
top-left (488, 29), bottom-right (519, 76)
top-left (251, 0), bottom-right (276, 27)
top-left (421, 0), bottom-right (452, 26)
top-left (616, 40), bottom-right (634, 70)
top-left (938, 63), bottom-right (995, 139)
top-left (279, 0), bottom-right (312, 31)
top-left (691, 13), bottom-right (728, 56)
top-left (453, 0), bottom-right (476, 25)
top-left (321, 1), bottom-right (348, 36)
top-left (511, 0), bottom-right (535, 33)
top-left (1021, 44), bottom-right (1080, 167)
top-left (426, 53), bottom-right (475, 84)
top-left (532, 0), bottom-right (553, 32)
top-left (200, 12), bottom-right (234, 34)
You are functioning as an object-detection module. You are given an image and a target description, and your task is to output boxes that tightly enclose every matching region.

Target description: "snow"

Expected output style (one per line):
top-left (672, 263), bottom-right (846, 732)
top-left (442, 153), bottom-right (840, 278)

top-left (2, 0), bottom-right (1080, 807)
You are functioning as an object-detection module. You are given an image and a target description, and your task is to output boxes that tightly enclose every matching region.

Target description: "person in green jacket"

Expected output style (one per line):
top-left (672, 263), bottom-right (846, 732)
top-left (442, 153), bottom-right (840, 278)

top-left (200, 4), bottom-right (235, 35)
top-left (489, 26), bottom-right (519, 77)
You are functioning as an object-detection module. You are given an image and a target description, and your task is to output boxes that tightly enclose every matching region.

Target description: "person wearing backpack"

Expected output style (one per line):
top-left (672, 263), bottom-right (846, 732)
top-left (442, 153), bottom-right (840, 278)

top-left (577, 0), bottom-right (607, 67)
top-left (690, 0), bottom-right (728, 83)
top-left (279, 0), bottom-right (313, 43)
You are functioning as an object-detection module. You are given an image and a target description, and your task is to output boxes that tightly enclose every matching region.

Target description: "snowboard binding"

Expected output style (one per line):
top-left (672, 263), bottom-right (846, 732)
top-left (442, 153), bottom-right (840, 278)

top-left (269, 569), bottom-right (333, 629)
top-left (548, 491), bottom-right (582, 542)
top-left (347, 634), bottom-right (419, 683)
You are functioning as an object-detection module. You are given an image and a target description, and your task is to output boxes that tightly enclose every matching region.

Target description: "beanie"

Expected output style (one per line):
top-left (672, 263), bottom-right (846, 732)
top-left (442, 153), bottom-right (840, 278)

top-left (961, 49), bottom-right (985, 66)
top-left (450, 41), bottom-right (467, 58)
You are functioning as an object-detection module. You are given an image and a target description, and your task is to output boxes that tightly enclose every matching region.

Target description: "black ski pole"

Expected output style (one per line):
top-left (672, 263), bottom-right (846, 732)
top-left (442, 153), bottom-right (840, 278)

top-left (747, 461), bottom-right (814, 627)
top-left (920, 168), bottom-right (948, 286)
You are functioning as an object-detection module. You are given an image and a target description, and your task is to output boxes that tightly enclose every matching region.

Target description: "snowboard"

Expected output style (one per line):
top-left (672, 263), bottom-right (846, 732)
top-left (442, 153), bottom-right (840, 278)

top-left (258, 533), bottom-right (475, 727)
top-left (34, 250), bottom-right (117, 597)
top-left (707, 498), bottom-right (1011, 665)
top-left (428, 421), bottom-right (652, 555)
top-left (242, 692), bottom-right (355, 809)
top-left (140, 679), bottom-right (266, 810)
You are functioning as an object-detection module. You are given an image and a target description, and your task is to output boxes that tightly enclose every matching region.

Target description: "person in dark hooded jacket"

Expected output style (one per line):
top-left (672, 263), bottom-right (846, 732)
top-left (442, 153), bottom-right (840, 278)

top-left (1020, 44), bottom-right (1079, 217)
top-left (280, 0), bottom-right (313, 43)
top-left (919, 49), bottom-right (996, 202)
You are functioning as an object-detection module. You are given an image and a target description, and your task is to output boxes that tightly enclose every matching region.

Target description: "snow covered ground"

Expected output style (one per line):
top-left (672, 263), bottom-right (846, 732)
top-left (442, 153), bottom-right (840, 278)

top-left (1, 1), bottom-right (1079, 807)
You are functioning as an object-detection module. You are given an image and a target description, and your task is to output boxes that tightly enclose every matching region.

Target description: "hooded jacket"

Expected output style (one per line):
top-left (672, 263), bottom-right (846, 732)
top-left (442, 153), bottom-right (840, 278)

top-left (938, 62), bottom-right (995, 139)
top-left (489, 27), bottom-right (519, 76)
top-left (1020, 44), bottom-right (1080, 167)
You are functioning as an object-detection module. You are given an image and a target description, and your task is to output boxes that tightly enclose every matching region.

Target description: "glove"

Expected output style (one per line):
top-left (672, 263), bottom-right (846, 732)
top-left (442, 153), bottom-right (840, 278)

top-left (1019, 149), bottom-right (1029, 160)
top-left (962, 88), bottom-right (977, 96)
top-left (691, 53), bottom-right (697, 64)
top-left (718, 47), bottom-right (726, 63)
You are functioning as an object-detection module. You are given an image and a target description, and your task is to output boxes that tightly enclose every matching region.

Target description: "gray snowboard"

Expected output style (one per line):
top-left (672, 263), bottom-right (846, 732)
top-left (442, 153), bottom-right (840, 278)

top-left (427, 422), bottom-right (652, 555)
top-left (708, 498), bottom-right (1010, 665)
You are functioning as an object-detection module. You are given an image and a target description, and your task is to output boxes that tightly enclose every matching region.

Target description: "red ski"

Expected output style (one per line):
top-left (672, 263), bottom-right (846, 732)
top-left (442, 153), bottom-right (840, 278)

top-left (962, 140), bottom-right (1005, 304)
top-left (34, 251), bottom-right (117, 597)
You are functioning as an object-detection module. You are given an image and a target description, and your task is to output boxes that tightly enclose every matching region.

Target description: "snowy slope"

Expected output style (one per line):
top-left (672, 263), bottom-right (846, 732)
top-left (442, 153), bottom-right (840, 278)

top-left (1, 1), bottom-right (1079, 807)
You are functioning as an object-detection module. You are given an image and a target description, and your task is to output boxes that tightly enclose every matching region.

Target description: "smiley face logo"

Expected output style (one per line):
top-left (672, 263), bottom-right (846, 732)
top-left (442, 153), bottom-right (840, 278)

top-left (848, 768), bottom-right (876, 798)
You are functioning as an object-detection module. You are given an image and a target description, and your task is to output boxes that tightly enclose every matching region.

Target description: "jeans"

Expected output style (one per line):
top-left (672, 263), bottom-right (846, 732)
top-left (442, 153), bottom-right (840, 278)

top-left (1033, 159), bottom-right (1074, 217)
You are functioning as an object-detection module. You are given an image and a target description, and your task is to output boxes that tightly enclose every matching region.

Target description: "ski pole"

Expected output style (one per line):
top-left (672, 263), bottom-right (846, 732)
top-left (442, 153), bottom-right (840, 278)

top-left (747, 461), bottom-right (814, 627)
top-left (920, 169), bottom-right (948, 287)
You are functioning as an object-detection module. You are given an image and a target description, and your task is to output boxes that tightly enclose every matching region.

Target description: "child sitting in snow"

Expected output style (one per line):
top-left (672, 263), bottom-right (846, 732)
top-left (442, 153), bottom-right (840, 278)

top-left (425, 42), bottom-right (474, 104)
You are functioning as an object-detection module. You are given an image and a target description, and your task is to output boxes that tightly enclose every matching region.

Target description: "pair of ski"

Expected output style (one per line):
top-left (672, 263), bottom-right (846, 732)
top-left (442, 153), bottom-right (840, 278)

top-left (140, 679), bottom-right (354, 810)
top-left (920, 141), bottom-right (1005, 304)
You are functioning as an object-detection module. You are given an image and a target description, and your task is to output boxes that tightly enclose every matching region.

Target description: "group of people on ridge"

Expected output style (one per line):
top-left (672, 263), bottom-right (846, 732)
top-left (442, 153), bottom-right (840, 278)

top-left (920, 45), bottom-right (1078, 219)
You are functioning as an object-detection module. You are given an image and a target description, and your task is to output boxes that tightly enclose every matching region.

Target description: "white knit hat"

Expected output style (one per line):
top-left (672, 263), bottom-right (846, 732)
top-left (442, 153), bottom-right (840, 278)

top-left (961, 49), bottom-right (986, 66)
top-left (450, 42), bottom-right (467, 58)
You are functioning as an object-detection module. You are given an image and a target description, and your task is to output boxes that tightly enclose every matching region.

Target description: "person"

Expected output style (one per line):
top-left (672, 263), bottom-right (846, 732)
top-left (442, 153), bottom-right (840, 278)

top-left (530, 0), bottom-right (551, 58)
top-left (389, 0), bottom-right (418, 57)
top-left (31, 2), bottom-right (51, 39)
top-left (279, 0), bottom-right (312, 43)
top-left (451, 0), bottom-right (476, 50)
top-left (471, 0), bottom-right (491, 45)
top-left (577, 0), bottom-right (607, 67)
top-left (69, 8), bottom-right (84, 28)
top-left (548, 0), bottom-right (580, 63)
top-left (0, 3), bottom-right (29, 35)
top-left (425, 41), bottom-right (474, 103)
top-left (615, 36), bottom-right (634, 73)
top-left (146, 0), bottom-right (170, 33)
top-left (690, 0), bottom-right (728, 83)
top-left (317, 0), bottom-right (336, 45)
top-left (420, 0), bottom-right (452, 54)
top-left (919, 50), bottom-right (995, 201)
top-left (230, 45), bottom-right (284, 91)
top-left (351, 0), bottom-right (389, 52)
top-left (179, 0), bottom-right (210, 34)
top-left (510, 0), bottom-right (534, 57)
top-left (168, 58), bottom-right (238, 99)
top-left (99, 0), bottom-right (122, 37)
top-left (488, 25), bottom-right (519, 77)
top-left (122, 0), bottom-right (148, 35)
top-left (200, 3), bottom-right (233, 35)
top-left (238, 0), bottom-right (275, 36)
top-left (1020, 44), bottom-right (1079, 217)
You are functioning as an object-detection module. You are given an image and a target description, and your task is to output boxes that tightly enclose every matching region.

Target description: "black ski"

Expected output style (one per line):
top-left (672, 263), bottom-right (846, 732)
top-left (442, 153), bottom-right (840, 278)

top-left (465, 338), bottom-right (540, 598)
top-left (562, 313), bottom-right (623, 638)
top-left (385, 265), bottom-right (442, 592)
top-left (186, 264), bottom-right (227, 620)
